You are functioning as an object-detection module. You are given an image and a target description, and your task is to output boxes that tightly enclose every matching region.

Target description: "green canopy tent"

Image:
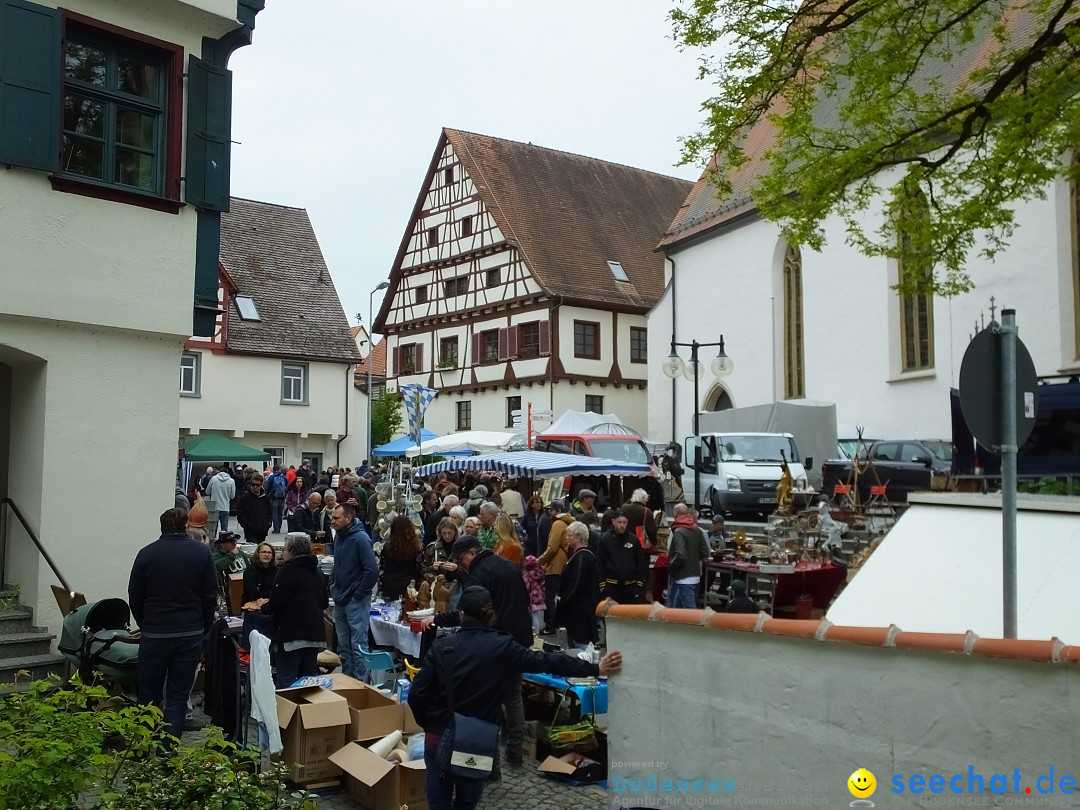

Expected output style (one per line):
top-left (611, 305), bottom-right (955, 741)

top-left (181, 434), bottom-right (271, 463)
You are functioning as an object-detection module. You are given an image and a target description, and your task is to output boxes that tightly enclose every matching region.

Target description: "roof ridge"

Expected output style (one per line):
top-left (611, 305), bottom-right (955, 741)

top-left (598, 601), bottom-right (1080, 665)
top-left (444, 127), bottom-right (694, 184)
top-left (228, 195), bottom-right (308, 212)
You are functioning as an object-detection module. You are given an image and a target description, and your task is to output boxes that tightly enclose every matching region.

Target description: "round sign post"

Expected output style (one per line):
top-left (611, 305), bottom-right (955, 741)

top-left (958, 309), bottom-right (1037, 639)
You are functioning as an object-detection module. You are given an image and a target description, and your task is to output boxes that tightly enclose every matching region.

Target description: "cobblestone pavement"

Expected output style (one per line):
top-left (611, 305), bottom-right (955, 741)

top-left (181, 706), bottom-right (607, 810)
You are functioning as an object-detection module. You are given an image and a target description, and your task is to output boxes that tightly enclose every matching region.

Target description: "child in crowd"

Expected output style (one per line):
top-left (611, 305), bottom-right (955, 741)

top-left (524, 555), bottom-right (547, 635)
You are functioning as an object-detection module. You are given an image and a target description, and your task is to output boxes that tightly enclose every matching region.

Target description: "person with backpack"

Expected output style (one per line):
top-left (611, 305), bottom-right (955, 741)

top-left (666, 503), bottom-right (712, 609)
top-left (266, 466), bottom-right (288, 534)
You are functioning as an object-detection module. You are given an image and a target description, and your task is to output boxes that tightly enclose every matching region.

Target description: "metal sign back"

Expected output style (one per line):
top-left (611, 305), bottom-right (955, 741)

top-left (958, 327), bottom-right (1038, 450)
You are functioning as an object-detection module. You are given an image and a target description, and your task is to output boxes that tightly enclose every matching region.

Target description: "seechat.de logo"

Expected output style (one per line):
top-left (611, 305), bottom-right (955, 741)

top-left (848, 768), bottom-right (877, 807)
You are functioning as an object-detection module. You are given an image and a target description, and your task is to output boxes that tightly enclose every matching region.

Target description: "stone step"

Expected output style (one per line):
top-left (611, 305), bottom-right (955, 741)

top-left (0, 652), bottom-right (67, 693)
top-left (0, 630), bottom-right (55, 659)
top-left (0, 606), bottom-right (36, 635)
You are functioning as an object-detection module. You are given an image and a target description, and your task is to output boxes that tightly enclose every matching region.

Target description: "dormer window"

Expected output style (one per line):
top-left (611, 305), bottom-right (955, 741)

top-left (607, 260), bottom-right (629, 282)
top-left (234, 294), bottom-right (260, 321)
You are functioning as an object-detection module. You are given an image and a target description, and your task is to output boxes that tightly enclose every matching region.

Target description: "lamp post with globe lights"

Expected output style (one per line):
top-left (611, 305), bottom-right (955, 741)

top-left (661, 337), bottom-right (734, 512)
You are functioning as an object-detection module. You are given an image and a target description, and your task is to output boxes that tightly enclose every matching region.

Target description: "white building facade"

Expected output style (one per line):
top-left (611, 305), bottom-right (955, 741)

top-left (179, 197), bottom-right (364, 472)
top-left (375, 129), bottom-right (693, 439)
top-left (0, 0), bottom-right (260, 639)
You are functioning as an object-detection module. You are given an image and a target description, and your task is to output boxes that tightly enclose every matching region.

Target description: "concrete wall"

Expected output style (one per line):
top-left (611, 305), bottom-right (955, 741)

top-left (649, 166), bottom-right (1076, 444)
top-left (0, 320), bottom-right (181, 637)
top-left (606, 617), bottom-right (1080, 807)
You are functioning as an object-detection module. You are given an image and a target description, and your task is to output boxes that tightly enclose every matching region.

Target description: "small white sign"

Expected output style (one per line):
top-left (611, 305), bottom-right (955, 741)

top-left (1024, 391), bottom-right (1035, 419)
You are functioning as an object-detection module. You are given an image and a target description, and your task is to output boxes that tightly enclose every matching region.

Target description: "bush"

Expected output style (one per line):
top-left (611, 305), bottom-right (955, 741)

top-left (0, 674), bottom-right (315, 810)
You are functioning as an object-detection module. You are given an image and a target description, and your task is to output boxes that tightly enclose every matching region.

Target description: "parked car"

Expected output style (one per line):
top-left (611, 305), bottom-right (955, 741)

top-left (822, 439), bottom-right (953, 504)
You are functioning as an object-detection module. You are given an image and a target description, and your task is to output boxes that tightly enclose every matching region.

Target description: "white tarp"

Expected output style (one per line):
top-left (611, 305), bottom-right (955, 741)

top-left (827, 493), bottom-right (1080, 643)
top-left (404, 430), bottom-right (519, 458)
top-left (539, 409), bottom-right (624, 436)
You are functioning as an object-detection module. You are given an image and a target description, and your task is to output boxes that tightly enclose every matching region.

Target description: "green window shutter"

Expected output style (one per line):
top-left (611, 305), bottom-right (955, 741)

top-left (192, 210), bottom-right (221, 337)
top-left (0, 0), bottom-right (59, 171)
top-left (185, 55), bottom-right (232, 212)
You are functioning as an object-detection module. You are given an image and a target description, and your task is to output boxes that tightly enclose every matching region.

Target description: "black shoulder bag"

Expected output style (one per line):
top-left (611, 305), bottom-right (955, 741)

top-left (435, 640), bottom-right (500, 780)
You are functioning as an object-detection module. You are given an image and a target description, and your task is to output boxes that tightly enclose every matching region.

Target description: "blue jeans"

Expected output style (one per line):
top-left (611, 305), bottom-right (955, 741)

top-left (668, 582), bottom-right (699, 609)
top-left (334, 598), bottom-right (371, 680)
top-left (216, 511), bottom-right (229, 533)
top-left (424, 743), bottom-right (486, 810)
top-left (137, 633), bottom-right (203, 742)
top-left (270, 497), bottom-right (285, 533)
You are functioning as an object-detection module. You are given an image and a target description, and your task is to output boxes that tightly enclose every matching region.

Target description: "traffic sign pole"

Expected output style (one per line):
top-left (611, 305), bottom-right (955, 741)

top-left (1000, 310), bottom-right (1018, 639)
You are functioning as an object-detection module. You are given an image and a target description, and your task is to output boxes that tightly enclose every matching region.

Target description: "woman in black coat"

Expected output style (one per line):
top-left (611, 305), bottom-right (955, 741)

top-left (242, 541), bottom-right (277, 603)
top-left (261, 533), bottom-right (328, 687)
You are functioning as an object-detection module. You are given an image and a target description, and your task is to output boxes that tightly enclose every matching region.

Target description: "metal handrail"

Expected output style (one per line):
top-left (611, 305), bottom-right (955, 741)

top-left (0, 497), bottom-right (75, 601)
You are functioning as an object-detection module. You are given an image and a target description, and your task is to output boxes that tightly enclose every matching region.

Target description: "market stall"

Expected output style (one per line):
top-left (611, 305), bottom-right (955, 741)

top-left (703, 559), bottom-right (845, 617)
top-left (412, 449), bottom-right (652, 478)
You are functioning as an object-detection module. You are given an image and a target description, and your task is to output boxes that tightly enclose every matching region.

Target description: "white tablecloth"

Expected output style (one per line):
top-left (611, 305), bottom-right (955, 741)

top-left (369, 615), bottom-right (422, 658)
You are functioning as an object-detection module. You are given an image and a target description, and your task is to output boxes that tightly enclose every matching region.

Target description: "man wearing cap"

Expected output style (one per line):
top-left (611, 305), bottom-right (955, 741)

top-left (596, 509), bottom-right (647, 604)
top-left (726, 579), bottom-right (760, 614)
top-left (537, 500), bottom-right (574, 634)
top-left (212, 532), bottom-right (249, 575)
top-left (422, 536), bottom-right (533, 770)
top-left (707, 514), bottom-right (727, 551)
top-left (570, 488), bottom-right (598, 524)
top-left (410, 585), bottom-right (623, 808)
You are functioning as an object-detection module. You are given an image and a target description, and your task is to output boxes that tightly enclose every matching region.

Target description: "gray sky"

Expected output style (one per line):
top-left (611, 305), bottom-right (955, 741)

top-left (228, 1), bottom-right (705, 328)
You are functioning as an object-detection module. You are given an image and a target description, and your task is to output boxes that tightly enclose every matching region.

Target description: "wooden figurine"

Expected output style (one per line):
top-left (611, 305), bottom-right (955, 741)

top-left (433, 574), bottom-right (455, 614)
top-left (417, 578), bottom-right (432, 611)
top-left (404, 580), bottom-right (418, 617)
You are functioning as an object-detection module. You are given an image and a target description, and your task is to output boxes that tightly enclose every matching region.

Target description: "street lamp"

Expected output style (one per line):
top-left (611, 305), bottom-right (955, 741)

top-left (367, 280), bottom-right (391, 459)
top-left (662, 336), bottom-right (733, 512)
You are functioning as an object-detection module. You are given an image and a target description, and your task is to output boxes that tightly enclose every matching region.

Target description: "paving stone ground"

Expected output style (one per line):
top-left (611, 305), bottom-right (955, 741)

top-left (181, 700), bottom-right (608, 810)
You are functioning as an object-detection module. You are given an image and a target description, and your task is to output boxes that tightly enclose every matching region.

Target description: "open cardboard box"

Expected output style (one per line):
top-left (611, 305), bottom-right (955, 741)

top-left (276, 685), bottom-right (351, 784)
top-left (538, 751), bottom-right (606, 785)
top-left (322, 673), bottom-right (401, 741)
top-left (329, 704), bottom-right (426, 810)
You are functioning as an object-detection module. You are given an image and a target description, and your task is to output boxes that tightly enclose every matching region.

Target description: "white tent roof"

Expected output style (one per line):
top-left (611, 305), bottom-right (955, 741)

top-left (827, 493), bottom-right (1080, 643)
top-left (404, 430), bottom-right (519, 458)
top-left (412, 450), bottom-right (652, 478)
top-left (539, 409), bottom-right (624, 436)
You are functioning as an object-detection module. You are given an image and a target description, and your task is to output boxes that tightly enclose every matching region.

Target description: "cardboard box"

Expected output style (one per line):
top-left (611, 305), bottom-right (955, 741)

top-left (322, 673), bottom-right (401, 741)
top-left (538, 751), bottom-right (606, 784)
top-left (276, 685), bottom-right (351, 784)
top-left (521, 719), bottom-right (542, 762)
top-left (329, 704), bottom-right (427, 810)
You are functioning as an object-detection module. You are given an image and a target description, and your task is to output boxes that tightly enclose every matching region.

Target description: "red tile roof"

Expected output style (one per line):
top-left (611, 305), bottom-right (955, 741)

top-left (598, 600), bottom-right (1080, 664)
top-left (353, 338), bottom-right (387, 389)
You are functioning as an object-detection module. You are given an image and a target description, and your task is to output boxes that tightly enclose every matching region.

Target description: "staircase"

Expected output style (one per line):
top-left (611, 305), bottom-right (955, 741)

top-left (0, 586), bottom-right (67, 691)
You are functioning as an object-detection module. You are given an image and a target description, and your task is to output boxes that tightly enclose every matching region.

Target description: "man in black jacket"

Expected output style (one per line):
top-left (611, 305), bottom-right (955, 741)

top-left (596, 510), bottom-right (648, 604)
top-left (236, 474), bottom-right (272, 543)
top-left (128, 507), bottom-right (217, 742)
top-left (409, 586), bottom-right (622, 809)
top-left (423, 536), bottom-right (533, 768)
top-left (291, 491), bottom-right (325, 542)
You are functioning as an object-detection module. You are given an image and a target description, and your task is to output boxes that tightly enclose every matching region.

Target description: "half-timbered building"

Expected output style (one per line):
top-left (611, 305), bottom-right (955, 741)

top-left (374, 128), bottom-right (694, 436)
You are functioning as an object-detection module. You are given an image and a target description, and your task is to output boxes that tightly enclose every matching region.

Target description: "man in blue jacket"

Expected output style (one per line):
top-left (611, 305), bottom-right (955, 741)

top-left (330, 503), bottom-right (379, 680)
top-left (128, 507), bottom-right (217, 743)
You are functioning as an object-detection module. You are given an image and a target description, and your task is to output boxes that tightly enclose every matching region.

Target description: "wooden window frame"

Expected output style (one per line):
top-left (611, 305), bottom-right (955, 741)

top-left (443, 276), bottom-right (468, 298)
top-left (400, 342), bottom-right (418, 375)
top-left (461, 215), bottom-right (473, 237)
top-left (426, 226), bottom-right (439, 248)
top-left (439, 336), bottom-right (459, 368)
top-left (897, 184), bottom-right (935, 373)
top-left (414, 285), bottom-right (428, 304)
top-left (783, 243), bottom-right (806, 398)
top-left (485, 268), bottom-right (500, 288)
top-left (456, 400), bottom-right (472, 431)
top-left (1071, 152), bottom-right (1080, 359)
top-left (444, 167), bottom-right (454, 186)
top-left (584, 394), bottom-right (604, 414)
top-left (506, 395), bottom-right (521, 428)
top-left (629, 326), bottom-right (647, 364)
top-left (52, 11), bottom-right (184, 213)
top-left (519, 322), bottom-right (541, 358)
top-left (480, 329), bottom-right (499, 364)
top-left (573, 320), bottom-right (600, 359)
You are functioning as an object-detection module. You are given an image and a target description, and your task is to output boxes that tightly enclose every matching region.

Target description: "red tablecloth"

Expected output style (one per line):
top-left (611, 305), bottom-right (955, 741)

top-left (705, 560), bottom-right (845, 613)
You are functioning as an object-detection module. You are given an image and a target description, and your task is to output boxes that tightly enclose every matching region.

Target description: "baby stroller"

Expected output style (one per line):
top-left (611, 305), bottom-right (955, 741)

top-left (57, 598), bottom-right (140, 694)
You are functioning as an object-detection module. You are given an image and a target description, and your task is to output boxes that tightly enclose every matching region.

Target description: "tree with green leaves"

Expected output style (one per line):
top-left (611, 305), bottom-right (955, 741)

top-left (670, 0), bottom-right (1080, 295)
top-left (370, 390), bottom-right (404, 450)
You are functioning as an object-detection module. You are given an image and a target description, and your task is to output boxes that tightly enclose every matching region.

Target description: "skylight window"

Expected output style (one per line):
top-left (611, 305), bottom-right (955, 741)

top-left (607, 260), bottom-right (629, 282)
top-left (235, 295), bottom-right (261, 321)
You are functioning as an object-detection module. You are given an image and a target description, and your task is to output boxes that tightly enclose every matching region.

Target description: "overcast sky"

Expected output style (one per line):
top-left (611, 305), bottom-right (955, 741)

top-left (228, 1), bottom-right (706, 329)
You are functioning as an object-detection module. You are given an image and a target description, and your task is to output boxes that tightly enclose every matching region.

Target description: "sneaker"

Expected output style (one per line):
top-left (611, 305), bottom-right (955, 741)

top-left (539, 627), bottom-right (557, 636)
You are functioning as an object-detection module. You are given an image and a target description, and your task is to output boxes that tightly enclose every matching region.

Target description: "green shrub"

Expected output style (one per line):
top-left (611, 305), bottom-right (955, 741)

top-left (0, 674), bottom-right (315, 810)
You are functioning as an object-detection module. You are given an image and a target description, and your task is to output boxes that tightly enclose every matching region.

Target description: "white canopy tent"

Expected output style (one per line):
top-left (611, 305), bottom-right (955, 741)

top-left (539, 409), bottom-right (625, 436)
top-left (404, 430), bottom-right (519, 458)
top-left (827, 493), bottom-right (1080, 643)
top-left (412, 450), bottom-right (652, 478)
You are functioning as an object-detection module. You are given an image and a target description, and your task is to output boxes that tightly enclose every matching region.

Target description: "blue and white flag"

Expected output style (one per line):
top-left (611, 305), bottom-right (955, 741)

top-left (399, 383), bottom-right (438, 445)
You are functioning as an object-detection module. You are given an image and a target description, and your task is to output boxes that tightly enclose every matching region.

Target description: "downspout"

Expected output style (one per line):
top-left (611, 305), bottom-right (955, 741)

top-left (336, 363), bottom-right (352, 465)
top-left (665, 250), bottom-right (678, 445)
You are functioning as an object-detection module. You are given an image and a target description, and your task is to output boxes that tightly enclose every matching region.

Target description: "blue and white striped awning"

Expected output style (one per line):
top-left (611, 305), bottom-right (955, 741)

top-left (412, 450), bottom-right (652, 479)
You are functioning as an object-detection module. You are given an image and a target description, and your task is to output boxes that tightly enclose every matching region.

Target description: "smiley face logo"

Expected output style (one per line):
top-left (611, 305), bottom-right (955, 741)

top-left (848, 768), bottom-right (877, 800)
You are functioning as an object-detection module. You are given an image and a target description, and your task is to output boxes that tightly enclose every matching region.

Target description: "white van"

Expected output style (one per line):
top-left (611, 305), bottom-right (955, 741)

top-left (682, 432), bottom-right (814, 518)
